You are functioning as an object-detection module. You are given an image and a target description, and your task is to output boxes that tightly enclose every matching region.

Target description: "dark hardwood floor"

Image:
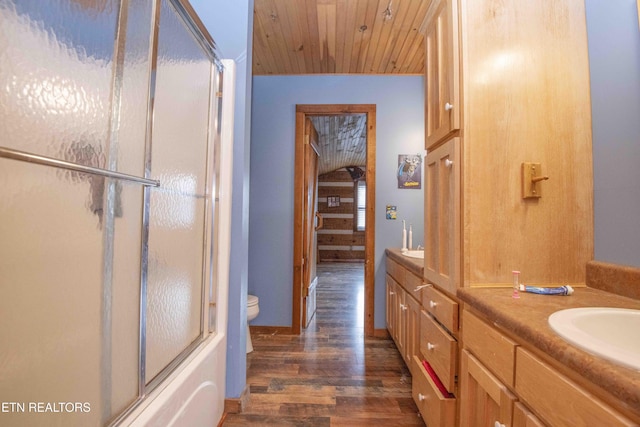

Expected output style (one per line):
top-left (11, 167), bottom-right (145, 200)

top-left (221, 262), bottom-right (424, 426)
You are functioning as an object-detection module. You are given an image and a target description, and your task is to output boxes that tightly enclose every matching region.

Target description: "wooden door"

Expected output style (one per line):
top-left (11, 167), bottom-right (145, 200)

top-left (301, 118), bottom-right (320, 328)
top-left (293, 104), bottom-right (376, 336)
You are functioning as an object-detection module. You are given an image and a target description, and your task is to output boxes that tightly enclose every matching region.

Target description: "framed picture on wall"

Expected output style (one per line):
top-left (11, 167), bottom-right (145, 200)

top-left (327, 195), bottom-right (340, 207)
top-left (397, 153), bottom-right (422, 189)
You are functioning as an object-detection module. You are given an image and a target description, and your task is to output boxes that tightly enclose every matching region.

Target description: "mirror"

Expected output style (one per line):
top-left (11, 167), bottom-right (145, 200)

top-left (586, 0), bottom-right (640, 268)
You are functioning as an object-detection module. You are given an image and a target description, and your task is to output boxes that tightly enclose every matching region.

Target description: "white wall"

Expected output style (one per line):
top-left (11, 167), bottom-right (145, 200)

top-left (249, 75), bottom-right (424, 329)
top-left (586, 0), bottom-right (640, 267)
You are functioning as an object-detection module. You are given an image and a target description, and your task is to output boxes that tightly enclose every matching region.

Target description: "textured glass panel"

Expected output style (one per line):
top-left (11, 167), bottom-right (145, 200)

top-left (0, 1), bottom-right (154, 424)
top-left (144, 0), bottom-right (212, 382)
top-left (146, 190), bottom-right (206, 381)
top-left (0, 161), bottom-right (143, 426)
top-left (0, 0), bottom-right (118, 170)
top-left (0, 160), bottom-right (101, 426)
top-left (109, 179), bottom-right (144, 416)
top-left (150, 0), bottom-right (211, 196)
top-left (114, 0), bottom-right (154, 177)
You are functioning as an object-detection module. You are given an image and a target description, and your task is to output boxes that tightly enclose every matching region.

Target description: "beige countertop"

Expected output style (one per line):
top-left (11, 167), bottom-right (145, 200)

top-left (457, 286), bottom-right (640, 418)
top-left (385, 248), bottom-right (424, 277)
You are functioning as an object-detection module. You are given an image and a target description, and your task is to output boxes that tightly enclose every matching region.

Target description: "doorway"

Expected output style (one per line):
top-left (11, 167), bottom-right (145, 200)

top-left (292, 104), bottom-right (376, 336)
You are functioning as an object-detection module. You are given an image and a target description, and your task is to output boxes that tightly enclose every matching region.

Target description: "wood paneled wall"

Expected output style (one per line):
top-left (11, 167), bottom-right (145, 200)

top-left (318, 168), bottom-right (365, 262)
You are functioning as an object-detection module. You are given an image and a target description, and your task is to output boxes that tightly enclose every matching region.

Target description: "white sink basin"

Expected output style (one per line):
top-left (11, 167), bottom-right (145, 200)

top-left (548, 307), bottom-right (640, 371)
top-left (402, 250), bottom-right (424, 259)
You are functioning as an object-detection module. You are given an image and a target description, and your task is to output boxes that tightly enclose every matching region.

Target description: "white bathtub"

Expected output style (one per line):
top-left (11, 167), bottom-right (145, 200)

top-left (121, 333), bottom-right (227, 427)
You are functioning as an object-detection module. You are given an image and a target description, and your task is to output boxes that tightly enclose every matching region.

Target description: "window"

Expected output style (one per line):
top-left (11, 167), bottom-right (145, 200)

top-left (355, 180), bottom-right (366, 231)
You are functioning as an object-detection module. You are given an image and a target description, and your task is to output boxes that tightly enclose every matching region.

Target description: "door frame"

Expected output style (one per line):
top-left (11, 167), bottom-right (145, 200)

top-left (293, 104), bottom-right (376, 336)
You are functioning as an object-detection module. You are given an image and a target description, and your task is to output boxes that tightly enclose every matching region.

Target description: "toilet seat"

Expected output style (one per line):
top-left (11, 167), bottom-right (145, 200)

top-left (247, 294), bottom-right (259, 306)
top-left (246, 294), bottom-right (259, 353)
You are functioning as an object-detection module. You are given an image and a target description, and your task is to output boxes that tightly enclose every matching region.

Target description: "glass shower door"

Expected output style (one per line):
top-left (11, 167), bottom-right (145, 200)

top-left (144, 0), bottom-right (214, 385)
top-left (0, 0), bottom-right (150, 425)
top-left (0, 0), bottom-right (221, 425)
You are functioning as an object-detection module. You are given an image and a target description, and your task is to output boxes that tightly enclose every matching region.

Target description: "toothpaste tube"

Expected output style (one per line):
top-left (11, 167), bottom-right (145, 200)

top-left (518, 284), bottom-right (574, 296)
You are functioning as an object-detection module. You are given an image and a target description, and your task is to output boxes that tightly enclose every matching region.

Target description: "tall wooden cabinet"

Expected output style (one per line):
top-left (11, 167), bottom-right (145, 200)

top-left (424, 0), bottom-right (593, 291)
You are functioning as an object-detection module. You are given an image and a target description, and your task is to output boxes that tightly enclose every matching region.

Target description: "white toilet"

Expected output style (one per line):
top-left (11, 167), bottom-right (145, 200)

top-left (246, 294), bottom-right (260, 353)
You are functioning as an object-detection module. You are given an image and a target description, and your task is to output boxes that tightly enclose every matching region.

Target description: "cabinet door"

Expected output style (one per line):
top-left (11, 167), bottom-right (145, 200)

top-left (513, 402), bottom-right (546, 427)
top-left (459, 350), bottom-right (516, 427)
top-left (424, 137), bottom-right (460, 295)
top-left (396, 288), bottom-right (407, 360)
top-left (424, 0), bottom-right (460, 149)
top-left (386, 274), bottom-right (397, 337)
top-left (405, 294), bottom-right (421, 370)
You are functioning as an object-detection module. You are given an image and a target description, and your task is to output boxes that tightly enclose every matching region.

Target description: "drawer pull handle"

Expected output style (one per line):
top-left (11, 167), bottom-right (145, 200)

top-left (494, 422), bottom-right (506, 427)
top-left (414, 284), bottom-right (431, 292)
top-left (429, 300), bottom-right (437, 308)
top-left (418, 393), bottom-right (426, 401)
top-left (427, 342), bottom-right (435, 351)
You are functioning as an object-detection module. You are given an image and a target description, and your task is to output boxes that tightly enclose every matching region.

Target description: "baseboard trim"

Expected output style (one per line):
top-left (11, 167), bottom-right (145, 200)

top-left (373, 328), bottom-right (390, 338)
top-left (250, 325), bottom-right (293, 335)
top-left (223, 384), bottom-right (250, 415)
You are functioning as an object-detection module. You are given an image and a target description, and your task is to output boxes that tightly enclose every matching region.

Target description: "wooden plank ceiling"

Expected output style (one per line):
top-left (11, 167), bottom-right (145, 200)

top-left (252, 0), bottom-right (429, 75)
top-left (310, 114), bottom-right (367, 175)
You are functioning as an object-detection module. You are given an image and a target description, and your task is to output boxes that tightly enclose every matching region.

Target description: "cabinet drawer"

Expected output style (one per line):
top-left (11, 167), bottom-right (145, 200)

top-left (412, 356), bottom-right (456, 427)
top-left (462, 309), bottom-right (517, 387)
top-left (515, 348), bottom-right (636, 427)
top-left (385, 257), bottom-right (405, 284)
top-left (422, 285), bottom-right (459, 334)
top-left (420, 310), bottom-right (457, 392)
top-left (403, 270), bottom-right (423, 296)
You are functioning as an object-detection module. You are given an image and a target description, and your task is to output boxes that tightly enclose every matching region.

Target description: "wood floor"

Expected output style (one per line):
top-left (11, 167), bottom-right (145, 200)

top-left (221, 262), bottom-right (425, 426)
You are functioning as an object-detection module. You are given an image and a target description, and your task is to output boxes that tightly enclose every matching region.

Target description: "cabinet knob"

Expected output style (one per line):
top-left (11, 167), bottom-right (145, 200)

top-left (445, 159), bottom-right (453, 168)
top-left (427, 342), bottom-right (435, 351)
top-left (429, 300), bottom-right (437, 308)
top-left (390, 291), bottom-right (395, 295)
top-left (401, 304), bottom-right (408, 311)
top-left (445, 102), bottom-right (454, 111)
top-left (418, 393), bottom-right (426, 401)
top-left (494, 422), bottom-right (506, 427)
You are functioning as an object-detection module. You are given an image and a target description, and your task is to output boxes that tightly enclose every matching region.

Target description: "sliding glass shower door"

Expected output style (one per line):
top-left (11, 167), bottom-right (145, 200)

top-left (0, 0), bottom-right (223, 425)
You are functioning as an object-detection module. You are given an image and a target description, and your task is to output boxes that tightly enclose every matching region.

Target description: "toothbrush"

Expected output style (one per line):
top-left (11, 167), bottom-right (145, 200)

top-left (408, 224), bottom-right (413, 250)
top-left (402, 220), bottom-right (407, 251)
